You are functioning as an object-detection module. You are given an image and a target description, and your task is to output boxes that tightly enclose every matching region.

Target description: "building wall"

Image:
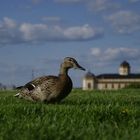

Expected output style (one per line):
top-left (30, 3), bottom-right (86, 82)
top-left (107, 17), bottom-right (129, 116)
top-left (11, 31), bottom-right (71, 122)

top-left (83, 78), bottom-right (140, 90)
top-left (82, 78), bottom-right (94, 90)
top-left (97, 82), bottom-right (126, 90)
top-left (119, 67), bottom-right (130, 75)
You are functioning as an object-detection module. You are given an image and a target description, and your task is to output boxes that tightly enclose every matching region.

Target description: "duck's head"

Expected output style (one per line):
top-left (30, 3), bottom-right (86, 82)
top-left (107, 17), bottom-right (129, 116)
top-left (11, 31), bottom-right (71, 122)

top-left (62, 57), bottom-right (86, 71)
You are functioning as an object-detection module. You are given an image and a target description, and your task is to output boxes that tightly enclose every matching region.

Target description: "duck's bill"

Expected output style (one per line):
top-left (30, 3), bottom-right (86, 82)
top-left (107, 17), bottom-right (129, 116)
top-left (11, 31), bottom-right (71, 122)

top-left (76, 64), bottom-right (86, 71)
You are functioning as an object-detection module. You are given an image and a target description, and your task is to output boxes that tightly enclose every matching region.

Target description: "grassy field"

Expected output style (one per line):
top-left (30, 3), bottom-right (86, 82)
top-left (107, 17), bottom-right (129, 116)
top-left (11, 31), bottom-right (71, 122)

top-left (0, 89), bottom-right (140, 140)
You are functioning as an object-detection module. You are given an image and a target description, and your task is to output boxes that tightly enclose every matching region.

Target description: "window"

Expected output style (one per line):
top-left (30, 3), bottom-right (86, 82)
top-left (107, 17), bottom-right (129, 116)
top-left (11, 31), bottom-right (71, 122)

top-left (105, 83), bottom-right (107, 89)
top-left (118, 84), bottom-right (121, 89)
top-left (87, 83), bottom-right (91, 89)
top-left (112, 84), bottom-right (114, 89)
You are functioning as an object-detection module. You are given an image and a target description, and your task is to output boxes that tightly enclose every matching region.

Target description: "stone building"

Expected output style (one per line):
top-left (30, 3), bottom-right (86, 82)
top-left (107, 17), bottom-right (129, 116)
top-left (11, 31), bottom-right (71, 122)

top-left (82, 61), bottom-right (140, 90)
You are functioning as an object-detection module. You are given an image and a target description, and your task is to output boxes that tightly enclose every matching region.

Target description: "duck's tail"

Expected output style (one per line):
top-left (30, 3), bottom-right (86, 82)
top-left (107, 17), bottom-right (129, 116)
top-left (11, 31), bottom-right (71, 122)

top-left (14, 86), bottom-right (23, 97)
top-left (14, 93), bottom-right (20, 97)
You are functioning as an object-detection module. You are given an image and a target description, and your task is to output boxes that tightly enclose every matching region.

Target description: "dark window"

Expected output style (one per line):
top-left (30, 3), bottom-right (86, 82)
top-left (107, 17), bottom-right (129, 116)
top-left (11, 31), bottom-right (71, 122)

top-left (105, 84), bottom-right (107, 89)
top-left (112, 84), bottom-right (114, 89)
top-left (118, 84), bottom-right (121, 89)
top-left (87, 83), bottom-right (91, 89)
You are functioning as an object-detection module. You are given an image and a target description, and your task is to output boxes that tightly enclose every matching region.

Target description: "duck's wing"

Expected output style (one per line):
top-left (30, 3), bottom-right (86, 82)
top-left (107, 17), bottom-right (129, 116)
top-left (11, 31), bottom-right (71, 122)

top-left (25, 75), bottom-right (59, 90)
top-left (15, 76), bottom-right (59, 102)
top-left (15, 76), bottom-right (52, 90)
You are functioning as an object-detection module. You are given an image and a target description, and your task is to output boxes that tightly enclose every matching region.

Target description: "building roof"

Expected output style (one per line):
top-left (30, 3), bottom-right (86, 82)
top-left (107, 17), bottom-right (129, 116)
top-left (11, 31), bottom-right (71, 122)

top-left (83, 61), bottom-right (140, 80)
top-left (84, 71), bottom-right (95, 78)
top-left (97, 73), bottom-right (140, 79)
top-left (120, 61), bottom-right (130, 67)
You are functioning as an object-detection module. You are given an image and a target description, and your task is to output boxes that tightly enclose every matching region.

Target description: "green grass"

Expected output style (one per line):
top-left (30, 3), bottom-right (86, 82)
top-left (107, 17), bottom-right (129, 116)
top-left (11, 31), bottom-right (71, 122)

top-left (0, 89), bottom-right (140, 140)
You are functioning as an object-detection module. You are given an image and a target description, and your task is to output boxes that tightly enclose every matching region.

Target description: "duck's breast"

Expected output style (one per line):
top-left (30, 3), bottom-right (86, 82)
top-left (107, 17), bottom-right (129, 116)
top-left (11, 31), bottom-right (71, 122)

top-left (56, 74), bottom-right (73, 100)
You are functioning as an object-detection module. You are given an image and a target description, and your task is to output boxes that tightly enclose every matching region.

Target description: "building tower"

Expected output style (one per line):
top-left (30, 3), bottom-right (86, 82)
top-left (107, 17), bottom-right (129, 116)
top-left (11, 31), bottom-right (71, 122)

top-left (119, 61), bottom-right (131, 76)
top-left (83, 71), bottom-right (96, 90)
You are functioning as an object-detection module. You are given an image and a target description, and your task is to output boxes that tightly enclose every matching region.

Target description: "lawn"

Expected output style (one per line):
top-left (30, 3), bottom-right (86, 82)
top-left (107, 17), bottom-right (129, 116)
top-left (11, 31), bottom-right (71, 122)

top-left (0, 89), bottom-right (140, 140)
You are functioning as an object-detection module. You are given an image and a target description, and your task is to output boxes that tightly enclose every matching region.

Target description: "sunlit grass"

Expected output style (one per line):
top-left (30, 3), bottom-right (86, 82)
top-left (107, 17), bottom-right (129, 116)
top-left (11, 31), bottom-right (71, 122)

top-left (0, 89), bottom-right (140, 140)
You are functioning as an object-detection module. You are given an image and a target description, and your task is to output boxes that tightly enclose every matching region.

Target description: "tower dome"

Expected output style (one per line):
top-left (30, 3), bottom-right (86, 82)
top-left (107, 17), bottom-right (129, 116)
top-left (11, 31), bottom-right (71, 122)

top-left (120, 61), bottom-right (130, 68)
top-left (119, 61), bottom-right (131, 76)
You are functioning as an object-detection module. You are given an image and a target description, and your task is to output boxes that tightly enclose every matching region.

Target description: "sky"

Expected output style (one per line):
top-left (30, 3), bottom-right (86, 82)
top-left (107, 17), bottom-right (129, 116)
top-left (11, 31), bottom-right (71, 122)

top-left (0, 0), bottom-right (140, 87)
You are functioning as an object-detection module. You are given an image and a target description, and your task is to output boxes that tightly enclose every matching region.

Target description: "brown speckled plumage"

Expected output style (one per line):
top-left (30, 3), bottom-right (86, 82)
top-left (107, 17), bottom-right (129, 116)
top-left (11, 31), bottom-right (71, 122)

top-left (15, 57), bottom-right (85, 103)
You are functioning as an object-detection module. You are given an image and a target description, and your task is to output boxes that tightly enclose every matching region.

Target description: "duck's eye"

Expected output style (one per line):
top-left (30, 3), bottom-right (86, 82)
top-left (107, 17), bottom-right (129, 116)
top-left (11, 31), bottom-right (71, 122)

top-left (69, 58), bottom-right (73, 62)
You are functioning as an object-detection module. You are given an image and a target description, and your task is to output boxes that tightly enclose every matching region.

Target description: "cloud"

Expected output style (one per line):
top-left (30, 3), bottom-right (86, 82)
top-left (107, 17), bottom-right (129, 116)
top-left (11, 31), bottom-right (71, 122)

top-left (87, 0), bottom-right (120, 12)
top-left (91, 47), bottom-right (140, 62)
top-left (19, 23), bottom-right (48, 41)
top-left (2, 17), bottom-right (17, 28)
top-left (31, 0), bottom-right (43, 4)
top-left (42, 16), bottom-right (61, 22)
top-left (129, 0), bottom-right (140, 3)
top-left (54, 0), bottom-right (84, 3)
top-left (0, 17), bottom-right (23, 45)
top-left (107, 10), bottom-right (140, 34)
top-left (78, 47), bottom-right (140, 74)
top-left (55, 0), bottom-right (120, 12)
top-left (20, 23), bottom-right (103, 42)
top-left (82, 47), bottom-right (140, 73)
top-left (63, 24), bottom-right (103, 41)
top-left (0, 17), bottom-right (103, 45)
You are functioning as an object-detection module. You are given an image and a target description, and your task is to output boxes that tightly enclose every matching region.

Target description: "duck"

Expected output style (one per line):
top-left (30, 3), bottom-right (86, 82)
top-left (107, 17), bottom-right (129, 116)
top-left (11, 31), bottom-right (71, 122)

top-left (15, 57), bottom-right (85, 103)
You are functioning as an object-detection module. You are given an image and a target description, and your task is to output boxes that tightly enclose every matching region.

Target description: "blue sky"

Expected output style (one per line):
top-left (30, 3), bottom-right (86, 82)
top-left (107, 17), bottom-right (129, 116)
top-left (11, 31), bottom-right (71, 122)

top-left (0, 0), bottom-right (140, 87)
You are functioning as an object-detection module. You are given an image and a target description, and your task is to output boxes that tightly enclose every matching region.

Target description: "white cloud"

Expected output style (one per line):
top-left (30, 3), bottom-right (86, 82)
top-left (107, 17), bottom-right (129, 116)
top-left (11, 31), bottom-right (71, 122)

top-left (55, 0), bottom-right (120, 12)
top-left (87, 47), bottom-right (140, 73)
top-left (91, 48), bottom-right (101, 57)
top-left (64, 24), bottom-right (103, 40)
top-left (0, 17), bottom-right (22, 45)
top-left (3, 17), bottom-right (17, 28)
top-left (87, 0), bottom-right (120, 12)
top-left (19, 23), bottom-right (103, 42)
top-left (80, 47), bottom-right (140, 74)
top-left (107, 10), bottom-right (140, 34)
top-left (0, 17), bottom-right (103, 45)
top-left (91, 47), bottom-right (140, 62)
top-left (19, 23), bottom-right (48, 41)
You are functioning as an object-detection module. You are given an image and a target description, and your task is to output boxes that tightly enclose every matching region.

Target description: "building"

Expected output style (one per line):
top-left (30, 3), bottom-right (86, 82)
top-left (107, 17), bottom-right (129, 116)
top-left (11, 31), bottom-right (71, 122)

top-left (83, 61), bottom-right (140, 90)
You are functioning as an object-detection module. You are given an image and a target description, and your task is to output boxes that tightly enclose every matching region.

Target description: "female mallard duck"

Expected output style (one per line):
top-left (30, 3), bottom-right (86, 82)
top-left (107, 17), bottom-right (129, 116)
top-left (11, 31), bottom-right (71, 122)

top-left (15, 57), bottom-right (85, 103)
